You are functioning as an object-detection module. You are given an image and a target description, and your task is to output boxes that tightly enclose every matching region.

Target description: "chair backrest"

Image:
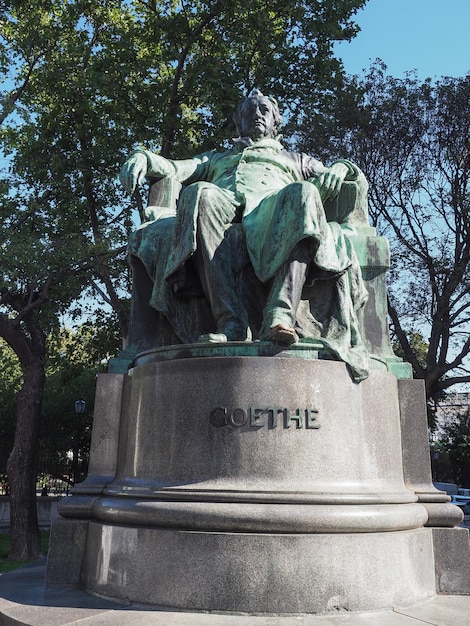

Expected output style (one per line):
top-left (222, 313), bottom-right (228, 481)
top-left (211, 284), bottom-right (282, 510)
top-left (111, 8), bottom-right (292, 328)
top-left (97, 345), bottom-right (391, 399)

top-left (323, 177), bottom-right (369, 226)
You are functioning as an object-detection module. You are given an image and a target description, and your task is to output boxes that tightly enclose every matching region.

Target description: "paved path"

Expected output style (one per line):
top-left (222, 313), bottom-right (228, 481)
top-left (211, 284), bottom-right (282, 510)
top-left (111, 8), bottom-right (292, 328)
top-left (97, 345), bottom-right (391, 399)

top-left (1, 559), bottom-right (470, 625)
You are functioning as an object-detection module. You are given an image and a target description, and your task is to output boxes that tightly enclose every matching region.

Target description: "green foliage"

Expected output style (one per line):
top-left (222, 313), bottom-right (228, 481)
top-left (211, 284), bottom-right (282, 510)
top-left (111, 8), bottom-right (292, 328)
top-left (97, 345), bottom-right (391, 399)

top-left (4, 2), bottom-right (350, 350)
top-left (392, 331), bottom-right (428, 372)
top-left (438, 409), bottom-right (470, 487)
top-left (0, 318), bottom-right (121, 486)
top-left (0, 0), bottom-right (366, 557)
top-left (0, 341), bottom-right (19, 473)
top-left (39, 320), bottom-right (121, 482)
top-left (2, 0), bottom-right (367, 340)
top-left (0, 530), bottom-right (49, 571)
top-left (0, 340), bottom-right (21, 398)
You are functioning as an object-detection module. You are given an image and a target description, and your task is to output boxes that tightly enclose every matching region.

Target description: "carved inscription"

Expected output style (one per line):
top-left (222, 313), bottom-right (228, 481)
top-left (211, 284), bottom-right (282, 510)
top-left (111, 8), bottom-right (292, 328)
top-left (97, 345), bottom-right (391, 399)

top-left (209, 406), bottom-right (320, 429)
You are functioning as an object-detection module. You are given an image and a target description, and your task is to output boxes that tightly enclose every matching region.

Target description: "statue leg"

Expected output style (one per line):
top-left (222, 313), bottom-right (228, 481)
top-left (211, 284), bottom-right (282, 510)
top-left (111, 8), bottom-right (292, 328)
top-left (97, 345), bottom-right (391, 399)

top-left (259, 240), bottom-right (310, 345)
top-left (193, 184), bottom-right (249, 342)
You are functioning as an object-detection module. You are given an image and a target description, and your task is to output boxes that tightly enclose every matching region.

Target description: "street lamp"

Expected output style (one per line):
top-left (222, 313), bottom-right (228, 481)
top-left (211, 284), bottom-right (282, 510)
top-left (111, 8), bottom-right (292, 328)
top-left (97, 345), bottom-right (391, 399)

top-left (74, 398), bottom-right (86, 416)
top-left (72, 398), bottom-right (86, 486)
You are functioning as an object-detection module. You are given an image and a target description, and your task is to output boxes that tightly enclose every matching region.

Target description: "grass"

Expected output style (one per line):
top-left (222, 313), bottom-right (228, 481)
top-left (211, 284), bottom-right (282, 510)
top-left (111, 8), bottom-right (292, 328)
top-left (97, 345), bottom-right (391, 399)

top-left (0, 530), bottom-right (49, 573)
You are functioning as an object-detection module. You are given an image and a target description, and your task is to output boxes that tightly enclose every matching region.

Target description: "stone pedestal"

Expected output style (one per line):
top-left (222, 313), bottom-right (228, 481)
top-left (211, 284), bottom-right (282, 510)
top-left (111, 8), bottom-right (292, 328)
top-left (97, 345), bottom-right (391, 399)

top-left (46, 352), bottom-right (466, 614)
top-left (82, 524), bottom-right (434, 613)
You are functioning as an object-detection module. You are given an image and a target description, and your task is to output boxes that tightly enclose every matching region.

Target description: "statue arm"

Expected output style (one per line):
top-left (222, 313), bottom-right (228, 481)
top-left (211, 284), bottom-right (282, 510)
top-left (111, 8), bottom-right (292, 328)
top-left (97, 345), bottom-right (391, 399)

top-left (143, 149), bottom-right (213, 182)
top-left (120, 148), bottom-right (212, 195)
top-left (331, 159), bottom-right (363, 181)
top-left (301, 155), bottom-right (365, 203)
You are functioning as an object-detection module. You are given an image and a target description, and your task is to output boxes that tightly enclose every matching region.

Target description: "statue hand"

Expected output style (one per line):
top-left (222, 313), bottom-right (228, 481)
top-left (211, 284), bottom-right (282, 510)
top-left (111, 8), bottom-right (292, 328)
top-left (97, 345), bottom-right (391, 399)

top-left (119, 152), bottom-right (148, 195)
top-left (314, 163), bottom-right (348, 202)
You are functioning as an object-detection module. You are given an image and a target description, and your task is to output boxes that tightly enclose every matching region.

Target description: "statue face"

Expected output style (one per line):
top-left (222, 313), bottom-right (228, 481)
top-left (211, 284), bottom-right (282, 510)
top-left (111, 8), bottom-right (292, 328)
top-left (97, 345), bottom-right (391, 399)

top-left (239, 96), bottom-right (276, 140)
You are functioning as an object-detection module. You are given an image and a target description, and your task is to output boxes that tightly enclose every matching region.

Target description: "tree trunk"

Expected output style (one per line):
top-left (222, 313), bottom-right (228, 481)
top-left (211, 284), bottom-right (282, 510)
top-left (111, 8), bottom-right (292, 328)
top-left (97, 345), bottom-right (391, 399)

top-left (6, 356), bottom-right (45, 561)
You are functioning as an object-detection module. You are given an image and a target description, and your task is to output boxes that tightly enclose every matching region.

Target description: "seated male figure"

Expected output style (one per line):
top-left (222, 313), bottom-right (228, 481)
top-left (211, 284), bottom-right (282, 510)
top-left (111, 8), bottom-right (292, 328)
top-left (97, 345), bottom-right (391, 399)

top-left (120, 90), bottom-right (368, 358)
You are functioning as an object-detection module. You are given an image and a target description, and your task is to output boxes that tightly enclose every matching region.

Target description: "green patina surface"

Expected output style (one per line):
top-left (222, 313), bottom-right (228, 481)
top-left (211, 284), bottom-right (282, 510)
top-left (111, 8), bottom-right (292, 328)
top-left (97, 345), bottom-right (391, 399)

top-left (117, 91), bottom-right (412, 382)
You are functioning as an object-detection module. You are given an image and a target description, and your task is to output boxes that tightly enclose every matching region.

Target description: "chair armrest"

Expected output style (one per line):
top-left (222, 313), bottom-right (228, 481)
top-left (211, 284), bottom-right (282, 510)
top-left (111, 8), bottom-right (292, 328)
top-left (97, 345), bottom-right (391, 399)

top-left (323, 177), bottom-right (369, 226)
top-left (144, 177), bottom-right (182, 222)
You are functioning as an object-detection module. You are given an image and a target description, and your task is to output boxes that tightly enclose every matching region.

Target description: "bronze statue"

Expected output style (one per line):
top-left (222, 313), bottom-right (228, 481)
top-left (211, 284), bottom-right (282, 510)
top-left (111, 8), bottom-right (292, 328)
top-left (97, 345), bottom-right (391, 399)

top-left (120, 90), bottom-right (370, 379)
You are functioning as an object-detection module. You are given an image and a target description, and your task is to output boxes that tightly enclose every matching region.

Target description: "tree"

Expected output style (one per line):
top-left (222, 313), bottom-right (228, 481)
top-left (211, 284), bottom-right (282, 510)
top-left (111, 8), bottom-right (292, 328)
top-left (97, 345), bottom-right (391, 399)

top-left (0, 2), bottom-right (128, 559)
top-left (126, 0), bottom-right (368, 157)
top-left (438, 409), bottom-right (470, 486)
top-left (0, 320), bottom-right (121, 493)
top-left (0, 340), bottom-right (20, 483)
top-left (295, 62), bottom-right (470, 401)
top-left (1, 0), bottom-right (367, 559)
top-left (39, 318), bottom-right (121, 486)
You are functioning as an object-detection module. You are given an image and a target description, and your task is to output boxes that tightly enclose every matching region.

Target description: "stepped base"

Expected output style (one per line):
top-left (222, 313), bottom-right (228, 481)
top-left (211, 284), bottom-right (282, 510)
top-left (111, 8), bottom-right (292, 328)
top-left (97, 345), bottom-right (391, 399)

top-left (46, 354), bottom-right (469, 613)
top-left (81, 523), bottom-right (435, 613)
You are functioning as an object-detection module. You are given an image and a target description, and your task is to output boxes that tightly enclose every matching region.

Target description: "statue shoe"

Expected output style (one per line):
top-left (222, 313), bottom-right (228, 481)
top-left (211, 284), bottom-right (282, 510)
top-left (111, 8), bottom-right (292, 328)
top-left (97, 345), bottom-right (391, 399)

top-left (198, 332), bottom-right (229, 343)
top-left (198, 328), bottom-right (247, 343)
top-left (264, 324), bottom-right (298, 345)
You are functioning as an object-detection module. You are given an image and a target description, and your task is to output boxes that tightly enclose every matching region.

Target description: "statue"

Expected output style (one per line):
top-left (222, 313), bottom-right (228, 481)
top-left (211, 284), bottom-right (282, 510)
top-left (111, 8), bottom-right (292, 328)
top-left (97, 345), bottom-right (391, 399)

top-left (49, 94), bottom-right (464, 618)
top-left (120, 90), bottom-right (370, 380)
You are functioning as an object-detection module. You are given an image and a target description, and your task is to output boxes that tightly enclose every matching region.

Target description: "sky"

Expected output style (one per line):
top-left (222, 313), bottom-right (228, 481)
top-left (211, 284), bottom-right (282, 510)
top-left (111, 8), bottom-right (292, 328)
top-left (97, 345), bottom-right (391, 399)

top-left (335, 0), bottom-right (470, 79)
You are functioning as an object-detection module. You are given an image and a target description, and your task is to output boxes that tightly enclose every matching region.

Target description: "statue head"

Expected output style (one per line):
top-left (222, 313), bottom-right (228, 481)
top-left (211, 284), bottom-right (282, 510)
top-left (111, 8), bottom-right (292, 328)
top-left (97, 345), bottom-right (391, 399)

top-left (233, 89), bottom-right (282, 140)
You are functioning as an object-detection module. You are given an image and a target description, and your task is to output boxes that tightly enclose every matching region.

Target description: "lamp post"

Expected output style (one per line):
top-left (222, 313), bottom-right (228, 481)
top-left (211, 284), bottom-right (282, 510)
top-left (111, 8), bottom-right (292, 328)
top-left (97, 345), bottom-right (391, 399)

top-left (72, 398), bottom-right (86, 486)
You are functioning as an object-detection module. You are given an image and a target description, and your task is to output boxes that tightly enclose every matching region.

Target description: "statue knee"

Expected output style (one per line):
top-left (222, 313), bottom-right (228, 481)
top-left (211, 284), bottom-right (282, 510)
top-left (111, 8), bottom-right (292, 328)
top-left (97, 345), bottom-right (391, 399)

top-left (289, 180), bottom-right (322, 204)
top-left (180, 181), bottom-right (217, 203)
top-left (197, 184), bottom-right (239, 227)
top-left (198, 184), bottom-right (223, 212)
top-left (302, 180), bottom-right (323, 204)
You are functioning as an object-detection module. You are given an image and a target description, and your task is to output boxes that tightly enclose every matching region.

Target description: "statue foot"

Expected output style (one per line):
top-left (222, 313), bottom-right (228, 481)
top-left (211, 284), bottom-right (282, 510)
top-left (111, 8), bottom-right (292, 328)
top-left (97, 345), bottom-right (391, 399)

top-left (198, 322), bottom-right (248, 343)
top-left (263, 324), bottom-right (298, 345)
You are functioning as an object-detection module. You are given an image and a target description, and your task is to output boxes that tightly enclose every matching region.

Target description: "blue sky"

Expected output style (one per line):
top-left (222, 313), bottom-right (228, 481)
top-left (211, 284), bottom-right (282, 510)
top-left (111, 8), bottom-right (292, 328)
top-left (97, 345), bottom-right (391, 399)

top-left (335, 0), bottom-right (470, 79)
